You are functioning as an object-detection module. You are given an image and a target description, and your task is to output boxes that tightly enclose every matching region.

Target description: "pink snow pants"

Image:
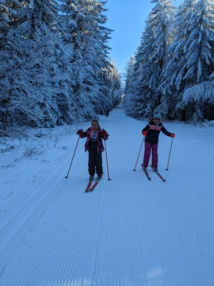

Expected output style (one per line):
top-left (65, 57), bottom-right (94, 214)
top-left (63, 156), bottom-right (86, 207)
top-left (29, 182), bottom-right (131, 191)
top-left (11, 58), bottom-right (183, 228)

top-left (143, 142), bottom-right (158, 168)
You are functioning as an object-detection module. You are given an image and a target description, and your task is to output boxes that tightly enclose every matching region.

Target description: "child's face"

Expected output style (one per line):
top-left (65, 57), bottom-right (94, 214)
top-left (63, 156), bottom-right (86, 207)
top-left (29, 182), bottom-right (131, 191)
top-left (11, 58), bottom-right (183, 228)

top-left (153, 117), bottom-right (160, 123)
top-left (91, 121), bottom-right (98, 130)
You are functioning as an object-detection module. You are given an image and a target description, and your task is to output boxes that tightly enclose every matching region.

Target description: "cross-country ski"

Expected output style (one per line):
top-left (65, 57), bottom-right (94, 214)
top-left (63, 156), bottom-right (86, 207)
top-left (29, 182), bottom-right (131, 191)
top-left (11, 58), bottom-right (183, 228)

top-left (85, 175), bottom-right (103, 192)
top-left (141, 164), bottom-right (151, 180)
top-left (150, 166), bottom-right (166, 182)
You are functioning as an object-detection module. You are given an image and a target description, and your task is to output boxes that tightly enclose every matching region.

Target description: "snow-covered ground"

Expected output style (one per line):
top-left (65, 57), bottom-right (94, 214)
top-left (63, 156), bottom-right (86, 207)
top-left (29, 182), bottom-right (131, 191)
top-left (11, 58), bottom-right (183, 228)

top-left (0, 107), bottom-right (214, 286)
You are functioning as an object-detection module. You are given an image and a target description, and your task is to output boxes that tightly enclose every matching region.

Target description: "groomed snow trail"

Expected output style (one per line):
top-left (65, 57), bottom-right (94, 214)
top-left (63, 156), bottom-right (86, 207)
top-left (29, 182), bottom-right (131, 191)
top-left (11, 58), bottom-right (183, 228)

top-left (0, 108), bottom-right (214, 286)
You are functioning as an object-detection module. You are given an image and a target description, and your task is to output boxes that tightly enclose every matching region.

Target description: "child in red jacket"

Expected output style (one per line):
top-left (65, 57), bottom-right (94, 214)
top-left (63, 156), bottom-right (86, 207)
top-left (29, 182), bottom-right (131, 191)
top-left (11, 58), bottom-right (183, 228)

top-left (77, 119), bottom-right (108, 180)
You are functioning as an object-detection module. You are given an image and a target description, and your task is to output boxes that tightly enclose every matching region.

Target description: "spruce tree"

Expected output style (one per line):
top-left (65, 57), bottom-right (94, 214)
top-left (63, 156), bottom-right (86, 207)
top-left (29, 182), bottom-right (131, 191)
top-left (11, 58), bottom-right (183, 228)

top-left (176, 0), bottom-right (214, 121)
top-left (162, 0), bottom-right (214, 121)
top-left (60, 0), bottom-right (113, 121)
top-left (124, 0), bottom-right (173, 119)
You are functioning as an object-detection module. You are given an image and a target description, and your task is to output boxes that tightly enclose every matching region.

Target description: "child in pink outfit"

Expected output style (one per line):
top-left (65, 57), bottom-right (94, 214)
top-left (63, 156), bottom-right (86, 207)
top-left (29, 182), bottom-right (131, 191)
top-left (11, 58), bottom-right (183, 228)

top-left (142, 113), bottom-right (175, 171)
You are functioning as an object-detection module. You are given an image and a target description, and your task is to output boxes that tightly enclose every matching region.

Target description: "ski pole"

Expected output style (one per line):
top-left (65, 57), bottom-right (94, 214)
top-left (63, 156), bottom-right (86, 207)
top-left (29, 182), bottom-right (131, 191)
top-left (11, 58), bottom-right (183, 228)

top-left (104, 140), bottom-right (111, 180)
top-left (166, 137), bottom-right (174, 171)
top-left (133, 138), bottom-right (144, 171)
top-left (65, 137), bottom-right (80, 179)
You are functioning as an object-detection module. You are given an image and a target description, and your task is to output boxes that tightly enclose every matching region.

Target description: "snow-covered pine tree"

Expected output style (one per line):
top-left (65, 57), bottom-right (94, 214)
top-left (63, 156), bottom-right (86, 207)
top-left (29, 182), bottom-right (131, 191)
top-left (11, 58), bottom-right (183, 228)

top-left (124, 0), bottom-right (174, 119)
top-left (16, 0), bottom-right (76, 127)
top-left (124, 43), bottom-right (148, 118)
top-left (0, 0), bottom-right (29, 132)
top-left (177, 0), bottom-right (214, 121)
top-left (101, 58), bottom-right (121, 112)
top-left (177, 79), bottom-right (214, 122)
top-left (158, 0), bottom-right (196, 119)
top-left (161, 0), bottom-right (214, 121)
top-left (0, 0), bottom-right (76, 129)
top-left (124, 56), bottom-right (136, 116)
top-left (60, 0), bottom-right (114, 122)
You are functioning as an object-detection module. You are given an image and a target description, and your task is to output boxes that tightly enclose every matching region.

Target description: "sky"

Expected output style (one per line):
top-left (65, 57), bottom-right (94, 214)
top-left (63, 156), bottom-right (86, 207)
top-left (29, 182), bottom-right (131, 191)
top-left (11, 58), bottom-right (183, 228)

top-left (105, 0), bottom-right (183, 74)
top-left (0, 108), bottom-right (214, 285)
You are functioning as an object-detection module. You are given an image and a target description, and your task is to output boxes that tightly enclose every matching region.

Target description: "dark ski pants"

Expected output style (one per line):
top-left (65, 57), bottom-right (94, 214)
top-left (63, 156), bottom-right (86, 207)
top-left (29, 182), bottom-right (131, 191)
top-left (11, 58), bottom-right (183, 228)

top-left (143, 142), bottom-right (158, 168)
top-left (88, 143), bottom-right (103, 176)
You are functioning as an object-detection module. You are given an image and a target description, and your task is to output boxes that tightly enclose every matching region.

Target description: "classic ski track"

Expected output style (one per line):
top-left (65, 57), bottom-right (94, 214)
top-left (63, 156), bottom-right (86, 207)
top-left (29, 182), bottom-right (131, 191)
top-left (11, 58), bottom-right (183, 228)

top-left (0, 109), bottom-right (214, 286)
top-left (0, 146), bottom-right (86, 268)
top-left (0, 142), bottom-right (86, 229)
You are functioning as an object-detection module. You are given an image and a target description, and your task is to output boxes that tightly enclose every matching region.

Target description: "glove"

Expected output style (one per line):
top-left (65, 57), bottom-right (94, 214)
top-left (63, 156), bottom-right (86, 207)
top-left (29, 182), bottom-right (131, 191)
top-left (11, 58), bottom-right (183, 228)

top-left (101, 129), bottom-right (108, 137)
top-left (170, 133), bottom-right (175, 138)
top-left (142, 131), bottom-right (147, 136)
top-left (76, 129), bottom-right (83, 137)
